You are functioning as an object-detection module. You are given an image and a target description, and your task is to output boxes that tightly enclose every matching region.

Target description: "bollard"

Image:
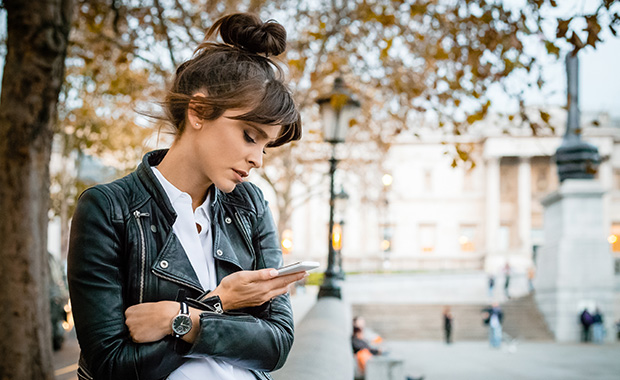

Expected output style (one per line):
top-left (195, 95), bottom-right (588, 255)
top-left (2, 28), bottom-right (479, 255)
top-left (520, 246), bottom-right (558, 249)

top-left (365, 356), bottom-right (405, 380)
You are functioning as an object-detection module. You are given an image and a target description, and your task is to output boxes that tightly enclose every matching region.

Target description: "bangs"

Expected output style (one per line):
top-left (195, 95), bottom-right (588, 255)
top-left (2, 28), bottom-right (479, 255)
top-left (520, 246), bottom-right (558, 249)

top-left (228, 80), bottom-right (302, 147)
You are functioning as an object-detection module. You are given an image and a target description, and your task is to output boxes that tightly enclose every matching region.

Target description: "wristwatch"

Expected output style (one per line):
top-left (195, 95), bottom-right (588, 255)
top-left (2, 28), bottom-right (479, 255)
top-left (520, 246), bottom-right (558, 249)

top-left (171, 301), bottom-right (192, 338)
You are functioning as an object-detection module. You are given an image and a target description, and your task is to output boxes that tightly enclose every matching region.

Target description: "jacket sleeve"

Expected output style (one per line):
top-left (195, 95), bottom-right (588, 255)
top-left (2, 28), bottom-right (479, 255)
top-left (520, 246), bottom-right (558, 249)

top-left (68, 187), bottom-right (186, 380)
top-left (187, 196), bottom-right (295, 372)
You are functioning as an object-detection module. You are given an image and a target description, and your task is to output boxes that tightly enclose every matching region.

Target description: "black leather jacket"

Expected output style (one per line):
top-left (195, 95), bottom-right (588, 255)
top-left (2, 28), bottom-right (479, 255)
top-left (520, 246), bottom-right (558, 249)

top-left (68, 150), bottom-right (294, 380)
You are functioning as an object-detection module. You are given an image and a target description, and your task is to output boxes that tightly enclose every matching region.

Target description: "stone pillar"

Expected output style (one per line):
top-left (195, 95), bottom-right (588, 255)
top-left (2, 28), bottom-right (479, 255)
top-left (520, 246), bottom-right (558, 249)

top-left (535, 180), bottom-right (615, 342)
top-left (598, 159), bottom-right (613, 237)
top-left (485, 157), bottom-right (500, 258)
top-left (518, 157), bottom-right (532, 257)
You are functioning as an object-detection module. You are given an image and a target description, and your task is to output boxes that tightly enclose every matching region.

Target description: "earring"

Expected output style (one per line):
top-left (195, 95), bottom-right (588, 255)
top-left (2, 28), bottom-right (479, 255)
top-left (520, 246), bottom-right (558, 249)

top-left (195, 123), bottom-right (199, 126)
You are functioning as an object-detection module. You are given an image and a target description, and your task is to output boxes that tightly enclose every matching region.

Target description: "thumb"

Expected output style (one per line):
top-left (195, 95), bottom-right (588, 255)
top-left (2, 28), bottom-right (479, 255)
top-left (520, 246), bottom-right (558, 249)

top-left (255, 267), bottom-right (279, 281)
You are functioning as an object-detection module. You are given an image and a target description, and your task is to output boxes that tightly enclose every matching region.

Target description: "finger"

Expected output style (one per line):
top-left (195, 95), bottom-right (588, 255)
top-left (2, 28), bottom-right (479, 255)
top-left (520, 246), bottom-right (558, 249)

top-left (267, 285), bottom-right (294, 299)
top-left (255, 267), bottom-right (280, 281)
top-left (273, 271), bottom-right (307, 286)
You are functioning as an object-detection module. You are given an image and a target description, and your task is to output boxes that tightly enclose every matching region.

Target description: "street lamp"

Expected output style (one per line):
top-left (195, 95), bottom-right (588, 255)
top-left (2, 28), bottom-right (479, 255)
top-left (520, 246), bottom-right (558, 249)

top-left (555, 52), bottom-right (600, 181)
top-left (317, 77), bottom-right (360, 299)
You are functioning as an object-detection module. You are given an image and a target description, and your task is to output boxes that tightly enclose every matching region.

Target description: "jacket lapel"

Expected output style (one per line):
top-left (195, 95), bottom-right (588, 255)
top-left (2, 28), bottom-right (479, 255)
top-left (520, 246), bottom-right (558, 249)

top-left (151, 232), bottom-right (204, 293)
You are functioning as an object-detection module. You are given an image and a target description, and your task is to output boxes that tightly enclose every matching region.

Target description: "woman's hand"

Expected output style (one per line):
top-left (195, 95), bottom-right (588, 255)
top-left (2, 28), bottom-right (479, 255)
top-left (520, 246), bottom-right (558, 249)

top-left (125, 269), bottom-right (306, 343)
top-left (209, 268), bottom-right (307, 311)
top-left (125, 301), bottom-right (179, 343)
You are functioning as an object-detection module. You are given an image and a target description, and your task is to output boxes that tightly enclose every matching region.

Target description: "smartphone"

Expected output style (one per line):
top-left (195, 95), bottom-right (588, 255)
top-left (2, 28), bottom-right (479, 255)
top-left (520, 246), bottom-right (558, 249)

top-left (276, 261), bottom-right (320, 276)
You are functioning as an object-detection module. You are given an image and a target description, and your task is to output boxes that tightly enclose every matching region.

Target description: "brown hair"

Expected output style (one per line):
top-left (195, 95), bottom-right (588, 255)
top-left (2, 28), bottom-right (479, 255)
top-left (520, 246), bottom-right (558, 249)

top-left (163, 13), bottom-right (301, 147)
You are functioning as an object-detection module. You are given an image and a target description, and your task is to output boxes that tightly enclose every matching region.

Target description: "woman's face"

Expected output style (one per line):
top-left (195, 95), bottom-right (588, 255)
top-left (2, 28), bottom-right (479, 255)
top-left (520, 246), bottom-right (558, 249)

top-left (190, 109), bottom-right (281, 193)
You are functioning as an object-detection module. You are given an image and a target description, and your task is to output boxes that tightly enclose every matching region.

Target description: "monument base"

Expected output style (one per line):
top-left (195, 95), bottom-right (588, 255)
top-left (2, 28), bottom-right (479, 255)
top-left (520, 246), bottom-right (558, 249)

top-left (536, 180), bottom-right (615, 342)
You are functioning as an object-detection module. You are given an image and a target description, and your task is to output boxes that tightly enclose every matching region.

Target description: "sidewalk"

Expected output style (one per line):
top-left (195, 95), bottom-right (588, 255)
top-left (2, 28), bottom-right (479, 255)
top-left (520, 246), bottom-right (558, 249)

top-left (384, 340), bottom-right (620, 380)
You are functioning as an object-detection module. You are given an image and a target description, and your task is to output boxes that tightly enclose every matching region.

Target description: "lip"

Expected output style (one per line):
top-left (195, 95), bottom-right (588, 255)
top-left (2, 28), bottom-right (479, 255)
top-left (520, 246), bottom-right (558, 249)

top-left (232, 169), bottom-right (248, 182)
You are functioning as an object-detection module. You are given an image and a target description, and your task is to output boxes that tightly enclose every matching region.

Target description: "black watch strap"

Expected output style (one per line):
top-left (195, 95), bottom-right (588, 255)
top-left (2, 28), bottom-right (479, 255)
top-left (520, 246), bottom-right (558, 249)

top-left (179, 301), bottom-right (189, 315)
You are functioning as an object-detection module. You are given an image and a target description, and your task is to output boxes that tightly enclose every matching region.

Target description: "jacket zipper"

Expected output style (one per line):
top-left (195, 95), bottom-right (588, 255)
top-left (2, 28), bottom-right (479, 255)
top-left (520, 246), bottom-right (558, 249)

top-left (133, 210), bottom-right (150, 303)
top-left (151, 269), bottom-right (204, 294)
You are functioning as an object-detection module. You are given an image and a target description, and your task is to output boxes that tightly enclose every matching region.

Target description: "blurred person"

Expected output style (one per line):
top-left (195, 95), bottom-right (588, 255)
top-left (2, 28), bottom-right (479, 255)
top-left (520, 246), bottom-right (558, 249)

top-left (592, 308), bottom-right (605, 344)
top-left (487, 274), bottom-right (495, 298)
top-left (353, 316), bottom-right (383, 346)
top-left (580, 308), bottom-right (594, 342)
top-left (352, 325), bottom-right (423, 380)
top-left (503, 262), bottom-right (511, 299)
top-left (68, 13), bottom-right (305, 380)
top-left (482, 302), bottom-right (503, 348)
top-left (442, 306), bottom-right (454, 344)
top-left (527, 265), bottom-right (536, 293)
top-left (352, 325), bottom-right (381, 378)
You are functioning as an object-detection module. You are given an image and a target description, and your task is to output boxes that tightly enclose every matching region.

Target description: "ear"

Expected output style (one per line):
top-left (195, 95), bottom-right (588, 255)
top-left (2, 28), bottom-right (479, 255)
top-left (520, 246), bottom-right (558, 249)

top-left (187, 92), bottom-right (207, 131)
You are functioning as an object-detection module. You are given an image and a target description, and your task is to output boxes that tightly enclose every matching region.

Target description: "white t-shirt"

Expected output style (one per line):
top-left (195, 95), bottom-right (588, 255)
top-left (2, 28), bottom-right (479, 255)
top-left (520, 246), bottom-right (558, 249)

top-left (152, 167), bottom-right (255, 380)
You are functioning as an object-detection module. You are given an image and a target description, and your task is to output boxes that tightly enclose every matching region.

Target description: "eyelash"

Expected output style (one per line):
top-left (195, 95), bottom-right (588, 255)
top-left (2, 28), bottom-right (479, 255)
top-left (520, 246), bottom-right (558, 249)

top-left (244, 131), bottom-right (267, 155)
top-left (243, 131), bottom-right (255, 144)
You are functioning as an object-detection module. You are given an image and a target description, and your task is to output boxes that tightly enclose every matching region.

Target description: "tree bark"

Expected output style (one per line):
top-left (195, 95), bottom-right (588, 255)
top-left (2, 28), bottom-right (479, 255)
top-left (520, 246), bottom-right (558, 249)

top-left (0, 0), bottom-right (73, 379)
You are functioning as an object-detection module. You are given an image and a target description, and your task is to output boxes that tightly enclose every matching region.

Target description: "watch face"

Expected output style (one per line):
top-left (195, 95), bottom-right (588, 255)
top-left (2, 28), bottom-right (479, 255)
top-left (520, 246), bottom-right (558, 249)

top-left (172, 315), bottom-right (192, 336)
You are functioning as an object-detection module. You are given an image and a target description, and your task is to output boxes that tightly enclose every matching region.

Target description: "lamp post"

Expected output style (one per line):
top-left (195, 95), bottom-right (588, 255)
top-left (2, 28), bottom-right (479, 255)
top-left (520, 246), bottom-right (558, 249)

top-left (317, 77), bottom-right (360, 299)
top-left (555, 52), bottom-right (600, 181)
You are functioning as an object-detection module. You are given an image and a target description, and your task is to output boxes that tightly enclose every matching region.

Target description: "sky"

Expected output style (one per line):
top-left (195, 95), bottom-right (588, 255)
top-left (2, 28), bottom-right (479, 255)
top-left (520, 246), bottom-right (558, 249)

top-left (579, 36), bottom-right (620, 118)
top-left (487, 0), bottom-right (620, 119)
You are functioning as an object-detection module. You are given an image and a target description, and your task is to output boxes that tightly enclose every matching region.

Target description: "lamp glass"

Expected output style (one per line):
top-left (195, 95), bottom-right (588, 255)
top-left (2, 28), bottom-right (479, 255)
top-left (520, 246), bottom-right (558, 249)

top-left (319, 102), bottom-right (338, 143)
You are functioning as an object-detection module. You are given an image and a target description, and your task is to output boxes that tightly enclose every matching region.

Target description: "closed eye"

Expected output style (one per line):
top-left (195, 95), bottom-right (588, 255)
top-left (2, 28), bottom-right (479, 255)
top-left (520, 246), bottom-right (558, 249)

top-left (243, 131), bottom-right (256, 144)
top-left (244, 130), bottom-right (267, 155)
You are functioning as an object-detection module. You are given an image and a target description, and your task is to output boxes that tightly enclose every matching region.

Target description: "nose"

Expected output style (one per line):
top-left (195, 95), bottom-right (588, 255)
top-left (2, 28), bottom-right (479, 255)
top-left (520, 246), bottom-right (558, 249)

top-left (248, 146), bottom-right (263, 169)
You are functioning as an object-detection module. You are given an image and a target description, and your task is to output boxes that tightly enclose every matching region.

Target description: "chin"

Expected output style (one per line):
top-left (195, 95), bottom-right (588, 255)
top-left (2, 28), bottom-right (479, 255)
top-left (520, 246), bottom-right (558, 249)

top-left (215, 181), bottom-right (238, 194)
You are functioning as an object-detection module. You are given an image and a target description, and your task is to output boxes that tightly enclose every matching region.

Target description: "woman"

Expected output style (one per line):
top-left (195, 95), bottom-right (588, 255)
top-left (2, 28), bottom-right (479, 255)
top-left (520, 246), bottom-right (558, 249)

top-left (68, 13), bottom-right (305, 380)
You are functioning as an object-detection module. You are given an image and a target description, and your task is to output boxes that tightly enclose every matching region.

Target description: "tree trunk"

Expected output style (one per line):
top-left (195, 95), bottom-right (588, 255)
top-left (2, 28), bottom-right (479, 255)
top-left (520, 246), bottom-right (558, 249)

top-left (0, 0), bottom-right (73, 379)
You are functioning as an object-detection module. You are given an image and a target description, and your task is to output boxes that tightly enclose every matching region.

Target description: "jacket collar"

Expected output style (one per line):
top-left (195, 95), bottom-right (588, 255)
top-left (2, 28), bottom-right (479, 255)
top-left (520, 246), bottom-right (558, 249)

top-left (136, 149), bottom-right (177, 225)
top-left (136, 149), bottom-right (224, 224)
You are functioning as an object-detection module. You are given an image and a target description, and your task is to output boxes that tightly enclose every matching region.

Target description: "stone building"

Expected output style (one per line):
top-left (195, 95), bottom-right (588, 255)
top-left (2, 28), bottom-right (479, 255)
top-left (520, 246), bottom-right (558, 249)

top-left (282, 109), bottom-right (620, 278)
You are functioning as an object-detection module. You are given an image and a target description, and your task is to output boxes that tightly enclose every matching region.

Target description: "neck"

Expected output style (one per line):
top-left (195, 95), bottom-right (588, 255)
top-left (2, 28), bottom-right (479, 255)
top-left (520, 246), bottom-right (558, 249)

top-left (157, 144), bottom-right (213, 210)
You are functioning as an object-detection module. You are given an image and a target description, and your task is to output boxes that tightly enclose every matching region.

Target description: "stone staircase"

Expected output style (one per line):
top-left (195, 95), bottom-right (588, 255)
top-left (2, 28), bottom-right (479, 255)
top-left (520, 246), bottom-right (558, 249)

top-left (352, 293), bottom-right (554, 341)
top-left (501, 293), bottom-right (554, 341)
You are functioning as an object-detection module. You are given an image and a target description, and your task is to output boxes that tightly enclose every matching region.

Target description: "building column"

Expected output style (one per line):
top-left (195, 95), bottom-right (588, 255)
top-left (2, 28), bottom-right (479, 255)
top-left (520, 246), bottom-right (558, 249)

top-left (518, 157), bottom-right (532, 256)
top-left (485, 157), bottom-right (500, 256)
top-left (598, 159), bottom-right (613, 241)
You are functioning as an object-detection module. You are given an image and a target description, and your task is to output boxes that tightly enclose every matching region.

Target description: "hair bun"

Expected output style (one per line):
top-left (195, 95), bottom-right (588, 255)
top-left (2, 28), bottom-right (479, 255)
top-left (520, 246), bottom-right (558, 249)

top-left (209, 13), bottom-right (287, 56)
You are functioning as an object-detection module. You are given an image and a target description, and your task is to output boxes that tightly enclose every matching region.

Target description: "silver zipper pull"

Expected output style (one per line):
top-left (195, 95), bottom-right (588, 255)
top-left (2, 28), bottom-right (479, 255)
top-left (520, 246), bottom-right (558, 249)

top-left (133, 210), bottom-right (150, 218)
top-left (214, 302), bottom-right (223, 314)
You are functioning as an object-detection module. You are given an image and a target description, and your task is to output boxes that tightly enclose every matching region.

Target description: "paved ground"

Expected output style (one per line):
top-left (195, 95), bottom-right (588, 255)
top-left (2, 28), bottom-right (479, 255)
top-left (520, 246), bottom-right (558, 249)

top-left (53, 329), bottom-right (78, 380)
top-left (383, 340), bottom-right (620, 380)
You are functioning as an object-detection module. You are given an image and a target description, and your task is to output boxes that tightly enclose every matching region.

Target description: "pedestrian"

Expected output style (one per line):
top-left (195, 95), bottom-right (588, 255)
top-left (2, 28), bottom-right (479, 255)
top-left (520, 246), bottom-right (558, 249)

top-left (488, 273), bottom-right (495, 298)
top-left (351, 321), bottom-right (424, 380)
top-left (67, 13), bottom-right (305, 380)
top-left (482, 302), bottom-right (503, 348)
top-left (353, 316), bottom-right (383, 346)
top-left (503, 262), bottom-right (511, 299)
top-left (592, 308), bottom-right (605, 344)
top-left (527, 265), bottom-right (536, 293)
top-left (580, 308), bottom-right (594, 342)
top-left (443, 306), bottom-right (454, 344)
